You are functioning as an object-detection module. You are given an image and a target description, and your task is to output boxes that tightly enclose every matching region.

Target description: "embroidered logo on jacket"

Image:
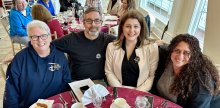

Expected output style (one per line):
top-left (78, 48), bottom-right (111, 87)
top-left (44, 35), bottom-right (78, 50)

top-left (48, 63), bottom-right (61, 71)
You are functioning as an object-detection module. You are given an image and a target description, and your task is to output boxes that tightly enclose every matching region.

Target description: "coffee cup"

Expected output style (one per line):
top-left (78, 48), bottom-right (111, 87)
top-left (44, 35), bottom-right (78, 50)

top-left (113, 98), bottom-right (128, 108)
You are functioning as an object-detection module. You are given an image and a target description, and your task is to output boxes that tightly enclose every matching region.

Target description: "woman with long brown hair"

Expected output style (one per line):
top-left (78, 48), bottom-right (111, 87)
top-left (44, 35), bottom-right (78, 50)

top-left (32, 4), bottom-right (64, 38)
top-left (105, 9), bottom-right (159, 92)
top-left (157, 34), bottom-right (220, 108)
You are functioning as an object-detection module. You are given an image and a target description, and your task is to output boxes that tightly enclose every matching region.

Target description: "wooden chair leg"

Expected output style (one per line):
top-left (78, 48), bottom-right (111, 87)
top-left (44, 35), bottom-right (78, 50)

top-left (19, 44), bottom-right (22, 49)
top-left (0, 63), bottom-right (6, 80)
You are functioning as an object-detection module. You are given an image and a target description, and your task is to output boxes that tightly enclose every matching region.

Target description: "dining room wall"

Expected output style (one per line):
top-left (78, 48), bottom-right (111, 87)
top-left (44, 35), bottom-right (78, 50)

top-left (203, 0), bottom-right (220, 65)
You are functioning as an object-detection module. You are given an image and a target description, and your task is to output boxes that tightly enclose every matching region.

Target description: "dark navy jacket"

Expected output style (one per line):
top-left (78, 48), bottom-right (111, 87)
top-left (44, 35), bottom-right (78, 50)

top-left (3, 43), bottom-right (71, 108)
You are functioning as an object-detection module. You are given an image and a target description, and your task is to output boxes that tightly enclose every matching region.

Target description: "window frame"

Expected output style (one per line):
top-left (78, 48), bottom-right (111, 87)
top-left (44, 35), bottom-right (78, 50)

top-left (140, 0), bottom-right (174, 24)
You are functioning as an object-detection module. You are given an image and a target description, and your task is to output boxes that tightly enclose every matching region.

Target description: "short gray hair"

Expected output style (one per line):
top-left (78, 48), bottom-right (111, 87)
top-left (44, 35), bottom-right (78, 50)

top-left (27, 20), bottom-right (51, 36)
top-left (83, 7), bottom-right (102, 20)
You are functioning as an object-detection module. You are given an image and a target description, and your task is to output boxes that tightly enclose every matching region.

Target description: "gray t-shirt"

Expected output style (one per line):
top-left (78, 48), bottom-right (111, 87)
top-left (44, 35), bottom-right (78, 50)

top-left (157, 63), bottom-right (177, 102)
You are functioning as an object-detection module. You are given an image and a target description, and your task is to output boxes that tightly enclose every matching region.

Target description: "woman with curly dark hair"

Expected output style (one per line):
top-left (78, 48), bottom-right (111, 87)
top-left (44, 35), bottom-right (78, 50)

top-left (156, 34), bottom-right (220, 108)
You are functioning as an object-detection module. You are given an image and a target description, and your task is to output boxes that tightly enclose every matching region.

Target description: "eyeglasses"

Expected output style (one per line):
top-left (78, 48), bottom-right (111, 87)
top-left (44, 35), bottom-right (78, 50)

top-left (84, 19), bottom-right (102, 24)
top-left (173, 49), bottom-right (191, 57)
top-left (30, 34), bottom-right (49, 41)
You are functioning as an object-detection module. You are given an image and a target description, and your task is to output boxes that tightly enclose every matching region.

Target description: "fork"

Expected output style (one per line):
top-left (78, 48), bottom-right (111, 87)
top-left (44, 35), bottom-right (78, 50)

top-left (69, 91), bottom-right (77, 103)
top-left (157, 100), bottom-right (168, 108)
top-left (59, 94), bottom-right (68, 108)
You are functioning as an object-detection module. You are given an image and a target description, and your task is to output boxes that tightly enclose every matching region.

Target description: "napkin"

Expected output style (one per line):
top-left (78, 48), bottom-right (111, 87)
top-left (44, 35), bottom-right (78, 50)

top-left (69, 78), bottom-right (95, 102)
top-left (81, 84), bottom-right (109, 105)
top-left (29, 99), bottom-right (54, 108)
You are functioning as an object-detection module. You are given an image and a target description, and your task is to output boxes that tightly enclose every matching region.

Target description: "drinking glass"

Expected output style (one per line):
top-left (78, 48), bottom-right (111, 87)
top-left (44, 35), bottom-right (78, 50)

top-left (92, 97), bottom-right (103, 108)
top-left (135, 96), bottom-right (147, 108)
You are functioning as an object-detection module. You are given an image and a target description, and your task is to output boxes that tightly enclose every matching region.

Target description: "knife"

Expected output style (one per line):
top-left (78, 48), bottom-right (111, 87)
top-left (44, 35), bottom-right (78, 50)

top-left (70, 90), bottom-right (79, 102)
top-left (113, 87), bottom-right (118, 99)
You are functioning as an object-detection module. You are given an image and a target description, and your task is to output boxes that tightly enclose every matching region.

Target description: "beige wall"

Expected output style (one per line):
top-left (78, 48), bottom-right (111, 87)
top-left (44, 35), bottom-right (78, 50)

top-left (203, 0), bottom-right (220, 64)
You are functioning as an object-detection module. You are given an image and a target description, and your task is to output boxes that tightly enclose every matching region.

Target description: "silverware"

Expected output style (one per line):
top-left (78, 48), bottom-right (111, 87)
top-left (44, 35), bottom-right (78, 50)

top-left (159, 100), bottom-right (168, 108)
top-left (69, 91), bottom-right (75, 103)
top-left (113, 87), bottom-right (118, 99)
top-left (59, 94), bottom-right (68, 108)
top-left (70, 90), bottom-right (78, 103)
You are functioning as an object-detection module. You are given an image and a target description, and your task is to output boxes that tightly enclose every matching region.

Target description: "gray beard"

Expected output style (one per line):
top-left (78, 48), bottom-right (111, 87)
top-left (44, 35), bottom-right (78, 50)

top-left (88, 31), bottom-right (99, 37)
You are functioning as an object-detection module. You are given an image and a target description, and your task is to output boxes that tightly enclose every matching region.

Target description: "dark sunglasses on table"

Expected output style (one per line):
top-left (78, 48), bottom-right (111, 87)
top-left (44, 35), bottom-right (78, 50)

top-left (84, 19), bottom-right (102, 24)
top-left (30, 34), bottom-right (49, 41)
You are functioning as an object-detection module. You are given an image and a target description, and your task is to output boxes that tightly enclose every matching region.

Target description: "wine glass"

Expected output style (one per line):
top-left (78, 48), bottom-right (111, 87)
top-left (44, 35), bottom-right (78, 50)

top-left (92, 96), bottom-right (103, 108)
top-left (135, 96), bottom-right (147, 108)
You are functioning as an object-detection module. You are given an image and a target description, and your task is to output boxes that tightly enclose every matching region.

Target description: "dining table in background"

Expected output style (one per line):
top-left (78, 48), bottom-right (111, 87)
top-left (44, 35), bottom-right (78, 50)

top-left (47, 87), bottom-right (182, 108)
top-left (55, 12), bottom-right (119, 35)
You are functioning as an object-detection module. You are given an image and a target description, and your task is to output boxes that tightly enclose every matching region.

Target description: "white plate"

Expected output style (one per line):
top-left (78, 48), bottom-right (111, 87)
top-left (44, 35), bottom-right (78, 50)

top-left (29, 99), bottom-right (54, 108)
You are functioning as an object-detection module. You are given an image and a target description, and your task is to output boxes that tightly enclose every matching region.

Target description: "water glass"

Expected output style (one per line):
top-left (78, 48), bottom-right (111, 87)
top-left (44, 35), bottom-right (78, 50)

top-left (92, 97), bottom-right (103, 108)
top-left (135, 96), bottom-right (147, 108)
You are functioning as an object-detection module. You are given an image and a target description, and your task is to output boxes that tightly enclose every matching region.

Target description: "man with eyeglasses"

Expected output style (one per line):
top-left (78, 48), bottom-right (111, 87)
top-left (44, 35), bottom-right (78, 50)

top-left (4, 20), bottom-right (71, 107)
top-left (53, 7), bottom-right (116, 84)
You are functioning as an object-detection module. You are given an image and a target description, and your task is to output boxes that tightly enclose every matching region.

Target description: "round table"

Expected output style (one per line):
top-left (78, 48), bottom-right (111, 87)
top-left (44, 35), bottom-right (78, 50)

top-left (47, 87), bottom-right (182, 108)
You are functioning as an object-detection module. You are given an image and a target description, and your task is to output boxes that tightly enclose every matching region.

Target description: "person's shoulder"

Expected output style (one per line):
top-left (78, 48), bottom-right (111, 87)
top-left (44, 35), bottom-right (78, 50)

top-left (69, 31), bottom-right (83, 39)
top-left (107, 41), bottom-right (120, 50)
top-left (26, 6), bottom-right (31, 11)
top-left (53, 47), bottom-right (66, 57)
top-left (108, 41), bottom-right (116, 47)
top-left (142, 39), bottom-right (158, 48)
top-left (99, 32), bottom-right (116, 41)
top-left (50, 43), bottom-right (67, 58)
top-left (49, 19), bottom-right (60, 24)
top-left (12, 47), bottom-right (29, 61)
top-left (65, 32), bottom-right (79, 38)
top-left (9, 8), bottom-right (19, 15)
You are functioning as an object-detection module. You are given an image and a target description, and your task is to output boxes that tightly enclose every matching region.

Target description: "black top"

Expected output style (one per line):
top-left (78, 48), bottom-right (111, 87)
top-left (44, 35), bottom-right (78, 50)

top-left (53, 31), bottom-right (116, 80)
top-left (121, 40), bottom-right (140, 87)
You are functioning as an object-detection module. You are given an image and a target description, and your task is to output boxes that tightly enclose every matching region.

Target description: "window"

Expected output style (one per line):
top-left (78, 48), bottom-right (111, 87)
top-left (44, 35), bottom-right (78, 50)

top-left (140, 0), bottom-right (174, 23)
top-left (188, 0), bottom-right (208, 48)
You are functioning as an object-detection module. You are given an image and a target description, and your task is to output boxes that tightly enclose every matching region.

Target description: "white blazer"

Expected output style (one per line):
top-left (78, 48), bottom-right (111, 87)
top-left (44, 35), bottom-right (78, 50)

top-left (105, 40), bottom-right (159, 92)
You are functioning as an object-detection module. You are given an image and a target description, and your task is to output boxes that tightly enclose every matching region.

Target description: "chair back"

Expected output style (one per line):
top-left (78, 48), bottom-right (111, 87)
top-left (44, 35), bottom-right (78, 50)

top-left (1, 15), bottom-right (24, 55)
top-left (1, 14), bottom-right (10, 35)
top-left (161, 21), bottom-right (169, 40)
top-left (2, 0), bottom-right (13, 12)
top-left (0, 54), bottom-right (14, 80)
top-left (51, 31), bottom-right (57, 40)
top-left (145, 15), bottom-right (151, 36)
